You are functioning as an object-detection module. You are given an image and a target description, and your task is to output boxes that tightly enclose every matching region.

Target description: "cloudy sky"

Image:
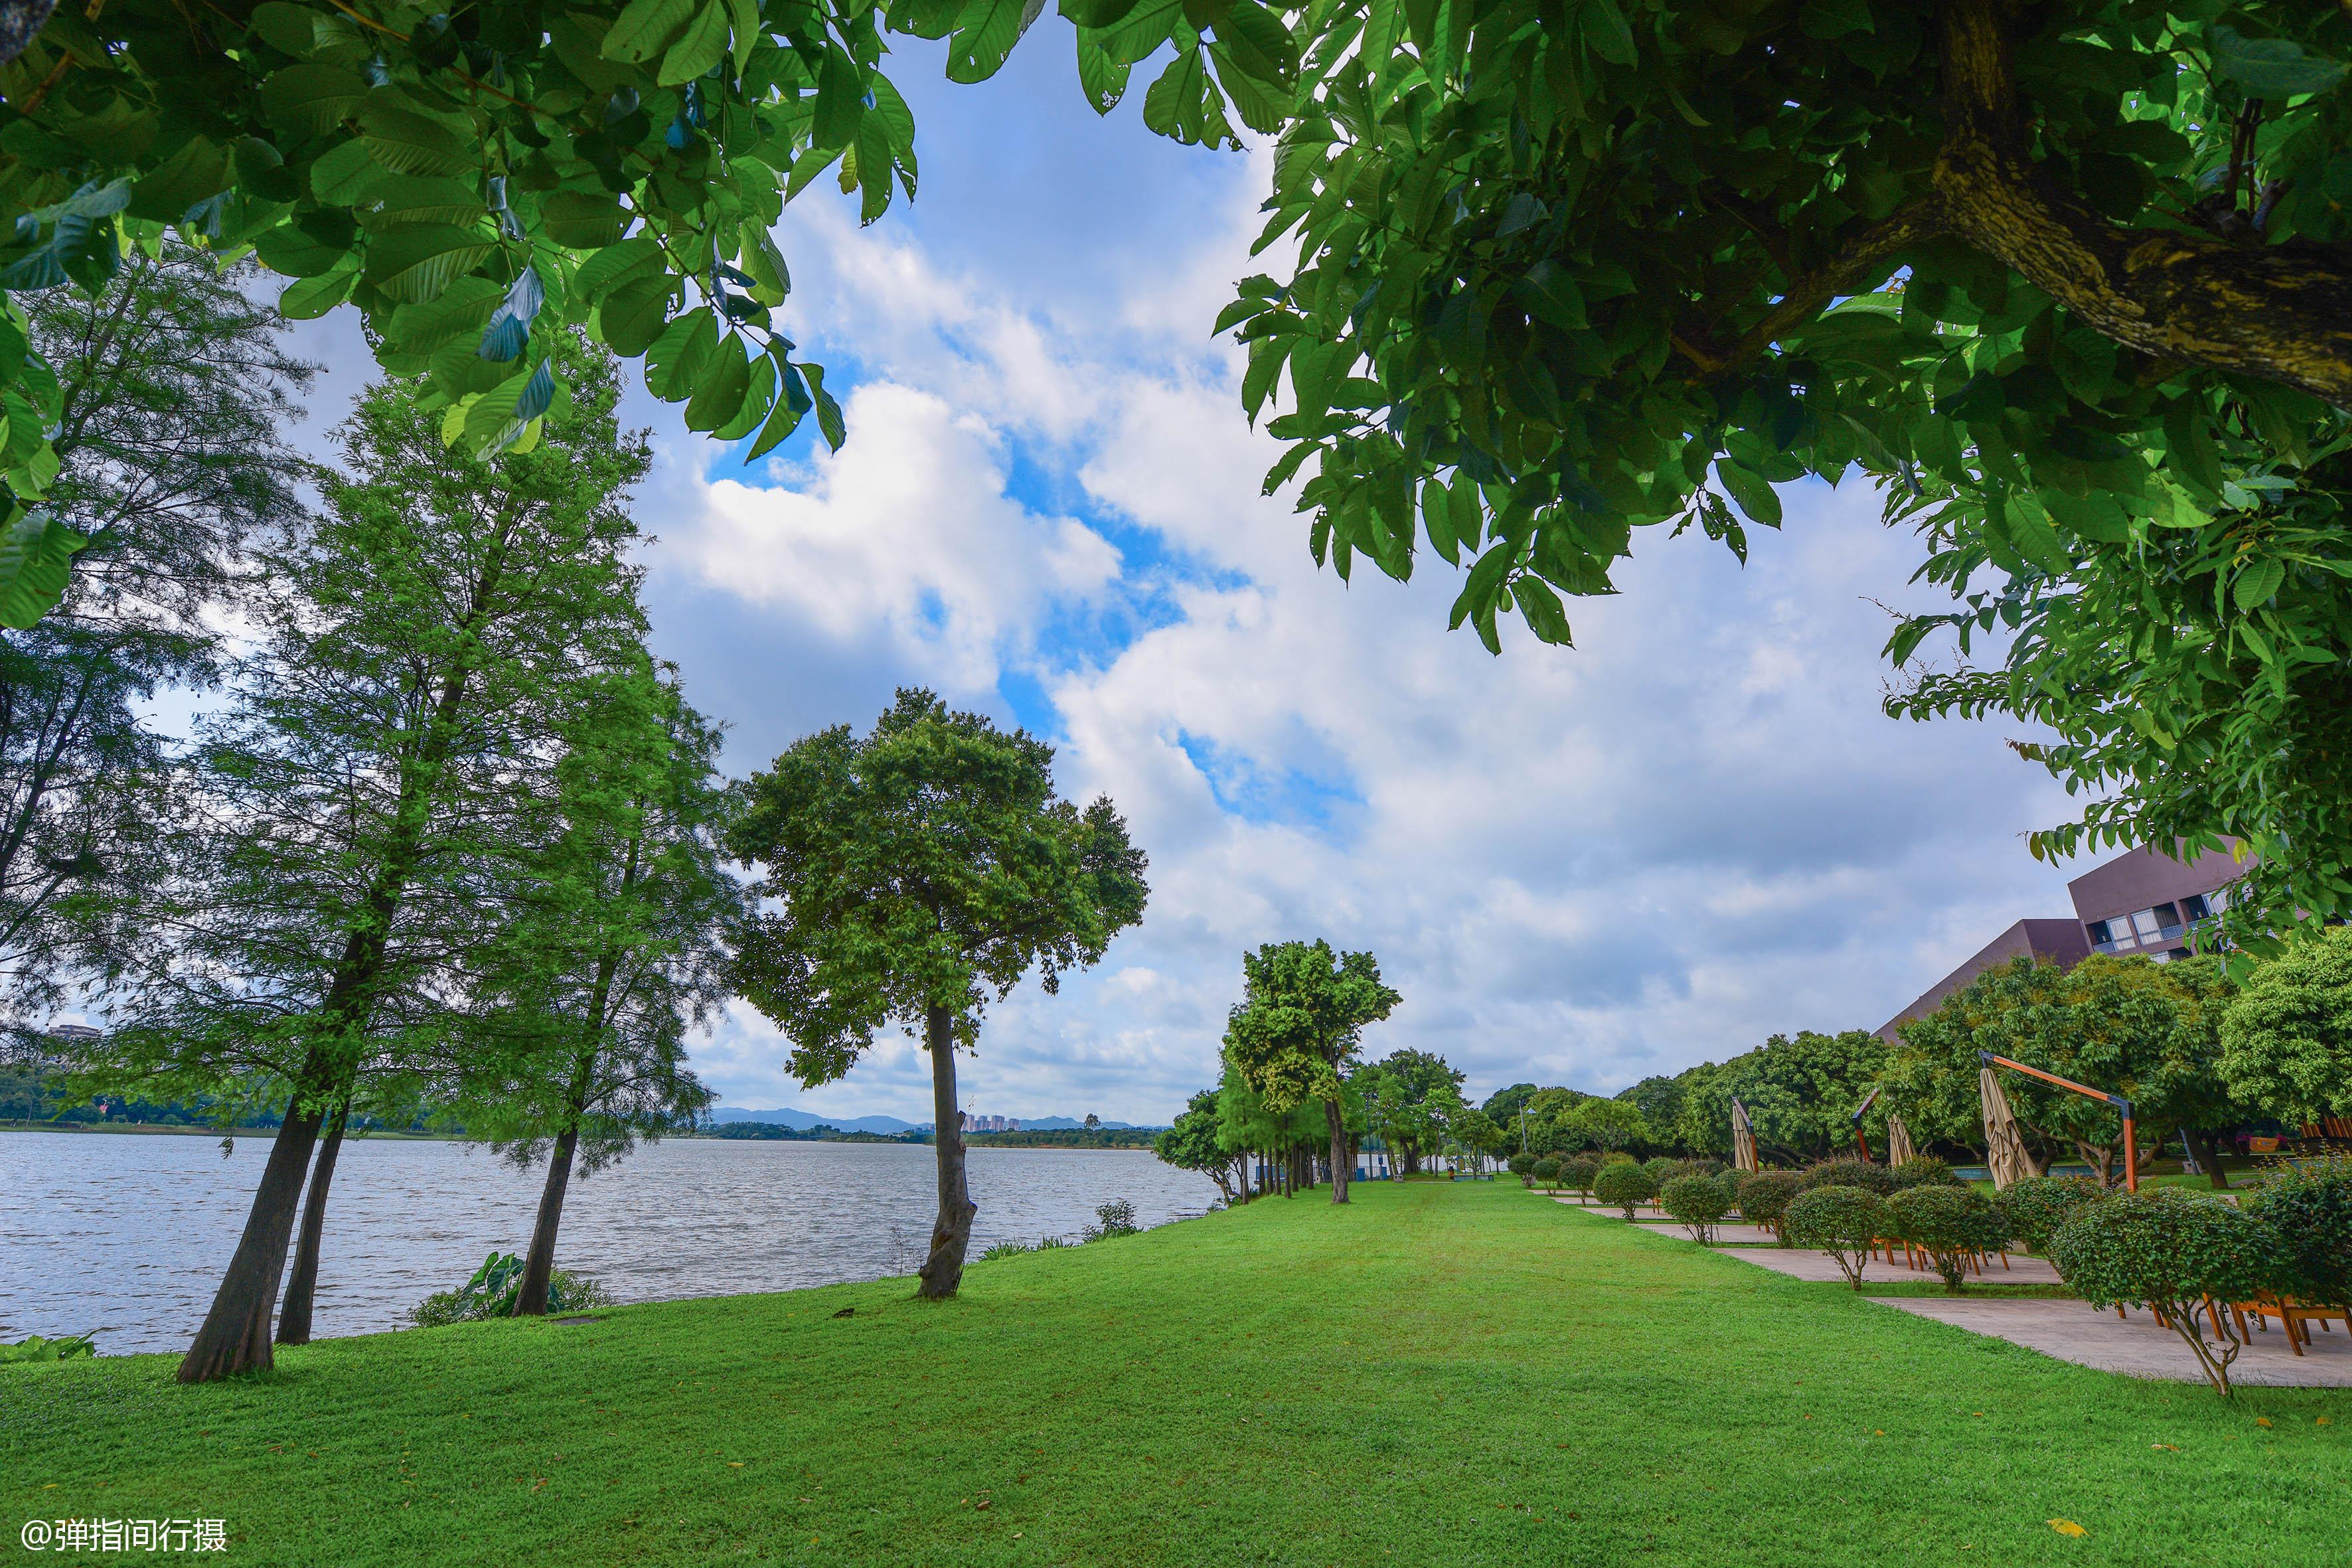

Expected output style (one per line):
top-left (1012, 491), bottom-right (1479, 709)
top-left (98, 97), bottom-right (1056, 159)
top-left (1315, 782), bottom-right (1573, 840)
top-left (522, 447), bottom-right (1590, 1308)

top-left (287, 39), bottom-right (2093, 1127)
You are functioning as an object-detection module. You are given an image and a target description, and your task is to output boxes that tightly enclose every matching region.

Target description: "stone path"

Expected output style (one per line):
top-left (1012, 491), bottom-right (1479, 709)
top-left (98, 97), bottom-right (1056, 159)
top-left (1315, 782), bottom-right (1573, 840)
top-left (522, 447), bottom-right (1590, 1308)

top-left (1715, 1245), bottom-right (2065, 1287)
top-left (1634, 1221), bottom-right (1781, 1246)
top-left (1873, 1297), bottom-right (2352, 1387)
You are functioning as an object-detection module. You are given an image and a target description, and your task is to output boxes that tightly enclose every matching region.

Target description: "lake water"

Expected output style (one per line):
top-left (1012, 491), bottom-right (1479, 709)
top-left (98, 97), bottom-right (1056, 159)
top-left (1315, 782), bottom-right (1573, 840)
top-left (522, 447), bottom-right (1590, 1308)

top-left (0, 1131), bottom-right (1217, 1354)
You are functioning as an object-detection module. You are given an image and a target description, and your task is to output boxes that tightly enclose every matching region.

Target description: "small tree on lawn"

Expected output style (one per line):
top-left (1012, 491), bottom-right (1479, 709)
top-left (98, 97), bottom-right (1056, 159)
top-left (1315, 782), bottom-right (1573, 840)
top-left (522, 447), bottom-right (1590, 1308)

top-left (1784, 1188), bottom-right (1889, 1291)
top-left (1530, 1156), bottom-right (1561, 1192)
top-left (1658, 1173), bottom-right (1733, 1244)
top-left (1883, 1187), bottom-right (2011, 1294)
top-left (1221, 939), bottom-right (1399, 1206)
top-left (2243, 1156), bottom-right (2352, 1316)
top-left (1558, 1156), bottom-right (1600, 1204)
top-left (2049, 1193), bottom-right (2282, 1397)
top-left (1593, 1158), bottom-right (1656, 1221)
top-left (729, 690), bottom-right (1148, 1300)
top-left (1733, 1170), bottom-right (1802, 1244)
top-left (1994, 1176), bottom-right (2107, 1256)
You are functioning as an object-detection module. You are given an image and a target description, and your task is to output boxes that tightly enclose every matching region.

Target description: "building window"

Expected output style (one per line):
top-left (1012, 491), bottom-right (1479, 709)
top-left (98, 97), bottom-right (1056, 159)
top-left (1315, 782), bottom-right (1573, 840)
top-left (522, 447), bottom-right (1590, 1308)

top-left (2182, 894), bottom-right (2211, 923)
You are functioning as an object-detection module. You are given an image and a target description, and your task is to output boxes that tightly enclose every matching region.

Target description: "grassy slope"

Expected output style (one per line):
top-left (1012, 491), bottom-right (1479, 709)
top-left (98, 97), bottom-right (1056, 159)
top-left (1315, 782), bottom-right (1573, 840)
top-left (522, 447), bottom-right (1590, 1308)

top-left (5, 1182), bottom-right (2346, 1567)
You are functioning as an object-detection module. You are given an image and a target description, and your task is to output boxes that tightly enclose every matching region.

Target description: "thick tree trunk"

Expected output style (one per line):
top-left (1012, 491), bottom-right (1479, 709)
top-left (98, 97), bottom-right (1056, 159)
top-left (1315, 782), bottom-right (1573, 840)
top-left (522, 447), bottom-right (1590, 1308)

top-left (275, 1089), bottom-right (351, 1346)
top-left (178, 1082), bottom-right (327, 1383)
top-left (2182, 1125), bottom-right (2232, 1191)
top-left (516, 1123), bottom-right (582, 1316)
top-left (916, 1004), bottom-right (976, 1300)
top-left (1325, 1098), bottom-right (1350, 1205)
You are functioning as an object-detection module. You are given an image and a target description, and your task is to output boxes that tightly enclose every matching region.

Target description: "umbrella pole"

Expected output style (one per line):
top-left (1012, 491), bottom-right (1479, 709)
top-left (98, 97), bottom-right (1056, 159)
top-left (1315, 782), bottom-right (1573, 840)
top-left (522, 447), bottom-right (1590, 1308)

top-left (2122, 1115), bottom-right (2137, 1194)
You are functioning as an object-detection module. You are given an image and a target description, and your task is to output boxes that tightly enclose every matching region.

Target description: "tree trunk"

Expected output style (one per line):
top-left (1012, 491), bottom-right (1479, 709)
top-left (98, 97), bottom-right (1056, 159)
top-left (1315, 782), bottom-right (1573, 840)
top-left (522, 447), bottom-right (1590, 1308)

top-left (177, 1076), bottom-right (328, 1383)
top-left (2182, 1125), bottom-right (2232, 1190)
top-left (915, 1004), bottom-right (976, 1300)
top-left (1324, 1097), bottom-right (1350, 1205)
top-left (274, 1088), bottom-right (351, 1346)
top-left (516, 1122), bottom-right (582, 1316)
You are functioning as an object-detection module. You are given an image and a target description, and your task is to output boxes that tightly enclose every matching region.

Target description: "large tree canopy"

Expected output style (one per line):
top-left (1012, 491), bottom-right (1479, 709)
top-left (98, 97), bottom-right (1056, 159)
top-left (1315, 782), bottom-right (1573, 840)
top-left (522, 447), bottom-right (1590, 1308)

top-left (1221, 937), bottom-right (1398, 1202)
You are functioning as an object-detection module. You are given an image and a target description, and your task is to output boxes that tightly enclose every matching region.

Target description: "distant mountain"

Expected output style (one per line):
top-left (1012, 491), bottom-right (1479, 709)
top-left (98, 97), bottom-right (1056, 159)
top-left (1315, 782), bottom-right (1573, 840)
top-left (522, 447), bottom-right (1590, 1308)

top-left (1013, 1116), bottom-right (1162, 1131)
top-left (709, 1107), bottom-right (925, 1135)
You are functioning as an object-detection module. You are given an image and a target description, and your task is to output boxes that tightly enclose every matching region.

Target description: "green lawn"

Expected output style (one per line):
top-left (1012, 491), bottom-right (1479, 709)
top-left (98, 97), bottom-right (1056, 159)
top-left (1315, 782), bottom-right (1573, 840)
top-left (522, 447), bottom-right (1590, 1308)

top-left (5, 1182), bottom-right (2347, 1566)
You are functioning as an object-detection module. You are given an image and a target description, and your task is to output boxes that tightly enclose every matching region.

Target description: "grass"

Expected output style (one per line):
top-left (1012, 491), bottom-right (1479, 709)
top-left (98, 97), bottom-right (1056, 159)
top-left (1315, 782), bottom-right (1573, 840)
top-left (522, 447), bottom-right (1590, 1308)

top-left (5, 1182), bottom-right (2347, 1567)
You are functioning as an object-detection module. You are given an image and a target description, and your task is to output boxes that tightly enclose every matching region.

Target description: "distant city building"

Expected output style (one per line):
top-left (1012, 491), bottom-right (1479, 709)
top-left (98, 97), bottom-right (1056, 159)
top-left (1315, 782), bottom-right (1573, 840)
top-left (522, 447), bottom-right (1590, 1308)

top-left (1878, 842), bottom-right (2245, 1042)
top-left (960, 1113), bottom-right (1018, 1132)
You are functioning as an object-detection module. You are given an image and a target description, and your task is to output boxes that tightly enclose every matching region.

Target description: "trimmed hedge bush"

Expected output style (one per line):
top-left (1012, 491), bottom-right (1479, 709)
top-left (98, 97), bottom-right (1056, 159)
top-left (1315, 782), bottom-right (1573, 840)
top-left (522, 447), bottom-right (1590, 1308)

top-left (1531, 1156), bottom-right (1563, 1190)
top-left (1783, 1186), bottom-right (1887, 1289)
top-left (1509, 1152), bottom-right (1537, 1186)
top-left (1883, 1186), bottom-right (2010, 1293)
top-left (2242, 1154), bottom-right (2352, 1312)
top-left (1887, 1156), bottom-right (1962, 1190)
top-left (1593, 1159), bottom-right (1658, 1220)
top-left (1994, 1175), bottom-right (2106, 1254)
top-left (1658, 1173), bottom-right (1735, 1243)
top-left (1800, 1158), bottom-right (1900, 1196)
top-left (1733, 1170), bottom-right (1802, 1243)
top-left (2049, 1192), bottom-right (2283, 1397)
top-left (1641, 1156), bottom-right (1689, 1188)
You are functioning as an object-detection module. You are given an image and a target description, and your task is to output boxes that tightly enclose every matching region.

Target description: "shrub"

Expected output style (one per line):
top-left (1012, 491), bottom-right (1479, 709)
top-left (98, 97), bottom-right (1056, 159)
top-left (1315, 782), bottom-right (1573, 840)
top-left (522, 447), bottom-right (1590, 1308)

top-left (1559, 1156), bottom-right (1600, 1202)
top-left (1, 1333), bottom-right (96, 1365)
top-left (1085, 1200), bottom-right (1140, 1240)
top-left (410, 1253), bottom-right (614, 1328)
top-left (1593, 1160), bottom-right (1658, 1220)
top-left (1782, 1186), bottom-right (1888, 1289)
top-left (1642, 1156), bottom-right (1689, 1187)
top-left (1508, 1152), bottom-right (1537, 1179)
top-left (2242, 1154), bottom-right (2352, 1312)
top-left (1883, 1186), bottom-right (2011, 1294)
top-left (1531, 1156), bottom-right (1563, 1190)
top-left (1887, 1156), bottom-right (1962, 1190)
top-left (1994, 1175), bottom-right (2106, 1254)
top-left (1733, 1170), bottom-right (1802, 1242)
top-left (2049, 1192), bottom-right (2283, 1397)
top-left (1658, 1173), bottom-right (1735, 1243)
top-left (1800, 1158), bottom-right (1899, 1196)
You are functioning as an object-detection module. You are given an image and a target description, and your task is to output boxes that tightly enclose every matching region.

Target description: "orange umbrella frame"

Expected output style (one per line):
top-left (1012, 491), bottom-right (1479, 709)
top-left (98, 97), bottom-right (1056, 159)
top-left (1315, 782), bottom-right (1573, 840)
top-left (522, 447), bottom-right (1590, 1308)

top-left (1978, 1051), bottom-right (2138, 1193)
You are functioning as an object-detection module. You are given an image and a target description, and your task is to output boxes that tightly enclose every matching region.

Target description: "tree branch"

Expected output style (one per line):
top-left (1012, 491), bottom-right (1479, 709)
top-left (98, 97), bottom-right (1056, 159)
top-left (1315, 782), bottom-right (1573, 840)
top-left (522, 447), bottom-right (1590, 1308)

top-left (1934, 0), bottom-right (2352, 408)
top-left (1673, 198), bottom-right (1950, 378)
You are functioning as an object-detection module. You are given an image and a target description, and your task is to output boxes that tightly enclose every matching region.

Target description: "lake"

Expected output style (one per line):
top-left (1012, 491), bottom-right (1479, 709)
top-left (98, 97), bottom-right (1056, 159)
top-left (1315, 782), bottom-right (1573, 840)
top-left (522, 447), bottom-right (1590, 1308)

top-left (0, 1131), bottom-right (1219, 1354)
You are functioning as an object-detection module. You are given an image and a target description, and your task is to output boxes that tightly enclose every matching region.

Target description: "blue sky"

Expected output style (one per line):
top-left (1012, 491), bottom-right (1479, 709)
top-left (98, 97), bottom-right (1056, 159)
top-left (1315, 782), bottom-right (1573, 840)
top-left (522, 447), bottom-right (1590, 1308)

top-left (294, 34), bottom-right (2098, 1126)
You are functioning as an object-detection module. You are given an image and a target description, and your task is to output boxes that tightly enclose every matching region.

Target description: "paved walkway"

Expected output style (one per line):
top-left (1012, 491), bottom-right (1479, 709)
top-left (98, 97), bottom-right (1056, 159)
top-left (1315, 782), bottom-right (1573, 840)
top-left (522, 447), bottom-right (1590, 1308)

top-left (1873, 1297), bottom-right (2352, 1387)
top-left (1711, 1245), bottom-right (2067, 1286)
top-left (1634, 1221), bottom-right (1781, 1246)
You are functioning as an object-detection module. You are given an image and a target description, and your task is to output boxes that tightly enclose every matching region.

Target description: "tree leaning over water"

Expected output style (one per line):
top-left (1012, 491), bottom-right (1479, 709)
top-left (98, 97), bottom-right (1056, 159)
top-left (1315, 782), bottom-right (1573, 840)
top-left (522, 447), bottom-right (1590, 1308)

top-left (729, 690), bottom-right (1148, 1300)
top-left (76, 340), bottom-right (655, 1379)
top-left (444, 667), bottom-right (735, 1318)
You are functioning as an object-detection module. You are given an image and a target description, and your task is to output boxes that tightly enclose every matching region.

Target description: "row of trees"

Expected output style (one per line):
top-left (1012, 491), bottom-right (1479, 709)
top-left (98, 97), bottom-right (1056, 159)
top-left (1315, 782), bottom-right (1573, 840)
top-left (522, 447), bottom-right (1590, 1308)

top-left (12, 254), bottom-right (1153, 1381)
top-left (1479, 936), bottom-right (2352, 1184)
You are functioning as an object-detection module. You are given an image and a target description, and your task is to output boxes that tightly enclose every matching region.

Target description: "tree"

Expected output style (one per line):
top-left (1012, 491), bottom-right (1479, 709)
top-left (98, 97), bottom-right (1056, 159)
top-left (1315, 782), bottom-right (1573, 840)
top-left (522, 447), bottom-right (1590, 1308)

top-left (1154, 1088), bottom-right (1249, 1206)
top-left (729, 689), bottom-right (1147, 1299)
top-left (1446, 1103), bottom-right (1505, 1176)
top-left (1885, 954), bottom-right (2246, 1187)
top-left (1520, 1085), bottom-right (1595, 1150)
top-left (443, 668), bottom-right (734, 1317)
top-left (1219, 2), bottom-right (2352, 941)
top-left (0, 248), bottom-right (313, 1021)
top-left (1222, 939), bottom-right (1399, 1204)
top-left (1560, 1095), bottom-right (1650, 1156)
top-left (2219, 927), bottom-right (2352, 1124)
top-left (1617, 1076), bottom-right (1686, 1142)
top-left (1083, 1112), bottom-right (1101, 1131)
top-left (76, 339), bottom-right (653, 1380)
top-left (1481, 1081), bottom-right (1537, 1127)
top-left (1361, 1048), bottom-right (1463, 1174)
top-left (0, 0), bottom-right (1302, 620)
top-left (1673, 1031), bottom-right (1890, 1165)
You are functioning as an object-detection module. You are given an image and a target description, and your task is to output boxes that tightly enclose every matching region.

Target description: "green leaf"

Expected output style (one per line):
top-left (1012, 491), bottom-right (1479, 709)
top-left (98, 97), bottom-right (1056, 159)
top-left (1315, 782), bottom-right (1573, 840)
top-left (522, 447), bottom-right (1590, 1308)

top-left (747, 357), bottom-right (814, 457)
top-left (2208, 24), bottom-right (2348, 99)
top-left (1583, 0), bottom-right (1636, 66)
top-left (0, 509), bottom-right (88, 629)
top-left (1215, 0), bottom-right (1296, 85)
top-left (603, 0), bottom-right (698, 62)
top-left (278, 263), bottom-right (360, 319)
top-left (1514, 574), bottom-right (1573, 645)
top-left (1715, 460), bottom-right (1781, 528)
top-left (812, 48), bottom-right (866, 149)
top-left (574, 236), bottom-right (667, 303)
top-left (253, 218), bottom-right (353, 278)
top-left (947, 0), bottom-right (1038, 82)
top-left (362, 224), bottom-right (495, 304)
top-left (645, 307), bottom-right (719, 400)
top-left (359, 99), bottom-right (477, 177)
top-left (714, 353), bottom-right (777, 441)
top-left (258, 63), bottom-right (369, 135)
top-left (2233, 556), bottom-right (2286, 613)
top-left (1075, 31), bottom-right (1134, 112)
top-left (597, 273), bottom-right (678, 356)
top-left (127, 135), bottom-right (234, 222)
top-left (683, 336), bottom-right (753, 430)
top-left (308, 137), bottom-right (386, 204)
top-left (803, 362), bottom-right (846, 449)
top-left (538, 190), bottom-right (632, 248)
top-left (660, 0), bottom-right (732, 85)
top-left (384, 275), bottom-right (503, 353)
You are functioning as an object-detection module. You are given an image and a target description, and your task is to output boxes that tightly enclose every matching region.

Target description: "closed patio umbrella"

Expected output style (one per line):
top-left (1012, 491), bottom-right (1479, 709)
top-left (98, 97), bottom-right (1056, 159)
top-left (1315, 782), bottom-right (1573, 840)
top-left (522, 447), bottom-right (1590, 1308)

top-left (1731, 1097), bottom-right (1760, 1174)
top-left (1979, 1066), bottom-right (2036, 1189)
top-left (1885, 1114), bottom-right (1916, 1166)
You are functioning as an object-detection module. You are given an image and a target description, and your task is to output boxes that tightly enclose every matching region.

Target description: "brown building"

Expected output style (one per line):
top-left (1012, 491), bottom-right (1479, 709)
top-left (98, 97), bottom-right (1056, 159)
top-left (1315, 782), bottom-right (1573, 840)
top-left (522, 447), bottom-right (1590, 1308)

top-left (1877, 843), bottom-right (2246, 1042)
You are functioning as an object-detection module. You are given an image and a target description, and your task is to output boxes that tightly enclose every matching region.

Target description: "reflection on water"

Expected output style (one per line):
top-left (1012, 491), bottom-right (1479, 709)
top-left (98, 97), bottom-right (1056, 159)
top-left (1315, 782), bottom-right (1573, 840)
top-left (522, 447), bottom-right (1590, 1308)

top-left (0, 1131), bottom-right (1215, 1353)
